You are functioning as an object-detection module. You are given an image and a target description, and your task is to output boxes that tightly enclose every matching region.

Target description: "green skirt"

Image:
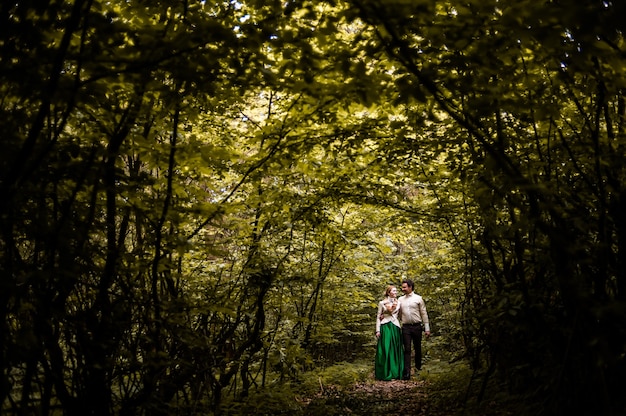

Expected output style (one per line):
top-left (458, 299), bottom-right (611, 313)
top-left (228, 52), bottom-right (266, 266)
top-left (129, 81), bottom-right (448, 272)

top-left (375, 322), bottom-right (404, 380)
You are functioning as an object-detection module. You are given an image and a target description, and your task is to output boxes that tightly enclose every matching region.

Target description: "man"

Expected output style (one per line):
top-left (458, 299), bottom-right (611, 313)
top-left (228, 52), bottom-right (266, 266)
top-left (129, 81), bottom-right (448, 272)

top-left (398, 278), bottom-right (431, 380)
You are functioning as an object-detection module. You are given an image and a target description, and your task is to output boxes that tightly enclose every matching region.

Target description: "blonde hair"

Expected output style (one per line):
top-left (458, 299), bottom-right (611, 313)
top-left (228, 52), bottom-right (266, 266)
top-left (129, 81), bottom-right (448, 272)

top-left (384, 285), bottom-right (396, 297)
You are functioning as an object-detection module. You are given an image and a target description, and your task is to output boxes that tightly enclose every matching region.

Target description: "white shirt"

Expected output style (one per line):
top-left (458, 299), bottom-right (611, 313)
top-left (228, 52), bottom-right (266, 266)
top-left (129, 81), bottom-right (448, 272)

top-left (375, 297), bottom-right (401, 332)
top-left (398, 291), bottom-right (431, 332)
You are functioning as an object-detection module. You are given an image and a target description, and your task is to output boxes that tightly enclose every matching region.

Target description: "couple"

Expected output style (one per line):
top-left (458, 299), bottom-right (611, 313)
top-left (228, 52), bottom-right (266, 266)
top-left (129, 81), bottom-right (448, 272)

top-left (375, 278), bottom-right (431, 381)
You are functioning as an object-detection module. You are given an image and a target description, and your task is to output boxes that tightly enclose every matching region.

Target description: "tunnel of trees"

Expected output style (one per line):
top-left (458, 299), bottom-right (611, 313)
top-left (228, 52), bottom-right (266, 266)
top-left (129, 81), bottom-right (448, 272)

top-left (1, 0), bottom-right (625, 415)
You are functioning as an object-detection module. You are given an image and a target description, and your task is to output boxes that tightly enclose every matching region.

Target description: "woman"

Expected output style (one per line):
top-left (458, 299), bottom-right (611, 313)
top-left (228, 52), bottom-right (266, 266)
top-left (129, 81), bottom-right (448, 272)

top-left (374, 285), bottom-right (404, 380)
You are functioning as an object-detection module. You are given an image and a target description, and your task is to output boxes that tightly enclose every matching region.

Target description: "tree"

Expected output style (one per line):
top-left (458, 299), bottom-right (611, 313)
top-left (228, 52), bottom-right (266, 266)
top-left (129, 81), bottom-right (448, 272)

top-left (10, 0), bottom-right (623, 415)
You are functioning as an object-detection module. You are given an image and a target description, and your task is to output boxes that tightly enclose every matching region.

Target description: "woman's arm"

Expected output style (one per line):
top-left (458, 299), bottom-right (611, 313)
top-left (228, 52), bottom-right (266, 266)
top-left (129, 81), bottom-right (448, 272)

top-left (386, 299), bottom-right (398, 314)
top-left (375, 302), bottom-right (384, 334)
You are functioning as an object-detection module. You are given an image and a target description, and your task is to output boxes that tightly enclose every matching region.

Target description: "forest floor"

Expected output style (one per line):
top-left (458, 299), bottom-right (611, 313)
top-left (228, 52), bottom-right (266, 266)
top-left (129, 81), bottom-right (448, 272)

top-left (230, 350), bottom-right (529, 415)
top-left (302, 377), bottom-right (431, 415)
top-left (297, 362), bottom-right (522, 416)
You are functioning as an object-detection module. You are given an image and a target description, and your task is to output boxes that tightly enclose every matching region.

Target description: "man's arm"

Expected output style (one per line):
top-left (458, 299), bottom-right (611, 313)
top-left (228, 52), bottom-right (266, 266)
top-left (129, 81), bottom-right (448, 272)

top-left (419, 297), bottom-right (431, 334)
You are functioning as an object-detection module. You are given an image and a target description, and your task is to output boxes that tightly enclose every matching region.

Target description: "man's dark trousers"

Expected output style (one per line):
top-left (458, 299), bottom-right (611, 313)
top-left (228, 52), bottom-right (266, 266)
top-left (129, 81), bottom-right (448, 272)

top-left (402, 323), bottom-right (422, 379)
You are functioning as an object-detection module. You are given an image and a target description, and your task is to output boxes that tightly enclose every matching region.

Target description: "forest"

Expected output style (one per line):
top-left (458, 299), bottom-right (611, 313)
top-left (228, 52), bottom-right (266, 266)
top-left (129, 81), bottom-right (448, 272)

top-left (1, 0), bottom-right (625, 415)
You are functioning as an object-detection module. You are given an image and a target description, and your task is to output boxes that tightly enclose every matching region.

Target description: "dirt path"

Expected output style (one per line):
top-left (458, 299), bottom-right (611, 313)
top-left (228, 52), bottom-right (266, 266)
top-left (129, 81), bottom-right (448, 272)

top-left (302, 378), bottom-right (430, 415)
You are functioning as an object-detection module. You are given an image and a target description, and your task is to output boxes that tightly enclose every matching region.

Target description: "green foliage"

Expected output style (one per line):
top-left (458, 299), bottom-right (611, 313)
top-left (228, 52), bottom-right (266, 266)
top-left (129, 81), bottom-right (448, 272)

top-left (3, 0), bottom-right (625, 415)
top-left (219, 361), bottom-right (372, 416)
top-left (341, 0), bottom-right (626, 413)
top-left (305, 361), bottom-right (373, 391)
